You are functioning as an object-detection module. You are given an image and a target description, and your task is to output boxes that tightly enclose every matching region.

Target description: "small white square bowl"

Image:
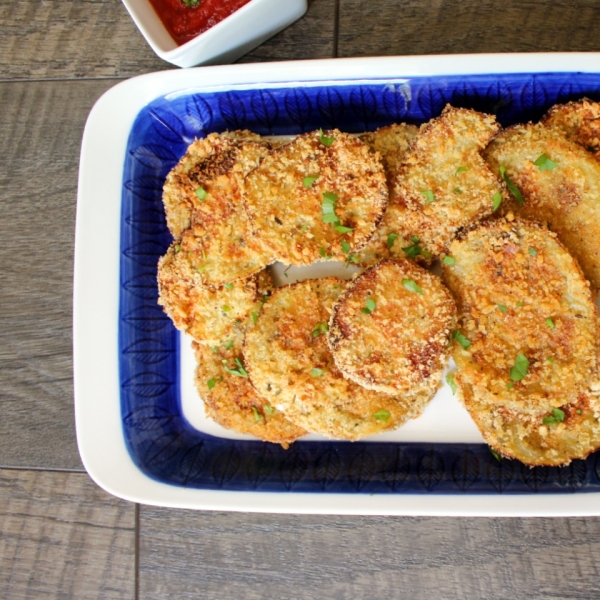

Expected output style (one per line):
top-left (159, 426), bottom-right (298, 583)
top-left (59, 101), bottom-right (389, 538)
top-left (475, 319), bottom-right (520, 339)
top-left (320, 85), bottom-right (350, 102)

top-left (121, 0), bottom-right (308, 68)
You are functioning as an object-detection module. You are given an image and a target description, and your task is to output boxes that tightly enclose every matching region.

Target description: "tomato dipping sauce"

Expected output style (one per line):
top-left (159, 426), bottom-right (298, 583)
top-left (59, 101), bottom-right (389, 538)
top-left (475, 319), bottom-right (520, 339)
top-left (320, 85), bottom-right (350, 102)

top-left (148, 0), bottom-right (253, 46)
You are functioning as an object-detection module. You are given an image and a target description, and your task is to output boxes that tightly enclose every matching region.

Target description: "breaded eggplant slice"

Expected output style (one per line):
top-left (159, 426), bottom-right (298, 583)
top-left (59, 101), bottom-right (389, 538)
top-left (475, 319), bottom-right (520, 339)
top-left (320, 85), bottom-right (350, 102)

top-left (389, 105), bottom-right (508, 258)
top-left (483, 121), bottom-right (600, 290)
top-left (328, 259), bottom-right (456, 395)
top-left (461, 370), bottom-right (600, 467)
top-left (158, 242), bottom-right (272, 345)
top-left (193, 341), bottom-right (306, 449)
top-left (357, 124), bottom-right (420, 266)
top-left (162, 132), bottom-right (273, 285)
top-left (542, 98), bottom-right (600, 157)
top-left (243, 130), bottom-right (388, 265)
top-left (443, 218), bottom-right (598, 417)
top-left (243, 277), bottom-right (428, 440)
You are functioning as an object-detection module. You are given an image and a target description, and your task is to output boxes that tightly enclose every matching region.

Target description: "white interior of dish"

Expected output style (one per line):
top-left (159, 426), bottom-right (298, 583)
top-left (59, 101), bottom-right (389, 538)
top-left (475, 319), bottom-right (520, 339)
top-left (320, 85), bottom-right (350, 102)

top-left (179, 259), bottom-right (486, 443)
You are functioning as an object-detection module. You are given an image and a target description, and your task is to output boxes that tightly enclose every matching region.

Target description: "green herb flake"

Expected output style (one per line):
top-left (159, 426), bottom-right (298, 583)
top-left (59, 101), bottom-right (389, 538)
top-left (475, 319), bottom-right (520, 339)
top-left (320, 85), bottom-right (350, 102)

top-left (545, 317), bottom-right (555, 329)
top-left (319, 247), bottom-right (327, 258)
top-left (402, 278), bottom-right (423, 295)
top-left (312, 322), bottom-right (329, 337)
top-left (341, 240), bottom-right (351, 254)
top-left (222, 305), bottom-right (231, 313)
top-left (174, 245), bottom-right (181, 253)
top-left (251, 311), bottom-right (259, 325)
top-left (251, 406), bottom-right (261, 422)
top-left (211, 346), bottom-right (218, 354)
top-left (264, 404), bottom-right (275, 415)
top-left (507, 382), bottom-right (515, 390)
top-left (455, 166), bottom-right (469, 176)
top-left (225, 340), bottom-right (234, 350)
top-left (546, 357), bottom-right (555, 364)
top-left (387, 233), bottom-right (398, 249)
top-left (498, 304), bottom-right (508, 313)
top-left (319, 129), bottom-right (335, 146)
top-left (361, 297), bottom-right (376, 314)
top-left (222, 358), bottom-right (249, 378)
top-left (543, 409), bottom-right (565, 426)
top-left (534, 153), bottom-right (558, 172)
top-left (446, 373), bottom-right (458, 394)
top-left (509, 353), bottom-right (529, 382)
top-left (207, 378), bottom-right (217, 390)
top-left (372, 410), bottom-right (390, 422)
top-left (577, 409), bottom-right (582, 415)
top-left (529, 247), bottom-right (537, 256)
top-left (196, 265), bottom-right (207, 273)
top-left (454, 187), bottom-right (462, 194)
top-left (402, 242), bottom-right (423, 259)
top-left (411, 236), bottom-right (420, 243)
top-left (443, 255), bottom-right (455, 266)
top-left (492, 192), bottom-right (502, 212)
top-left (516, 301), bottom-right (524, 307)
top-left (224, 282), bottom-right (233, 290)
top-left (195, 186), bottom-right (208, 201)
top-left (346, 254), bottom-right (359, 266)
top-left (322, 192), bottom-right (340, 224)
top-left (335, 224), bottom-right (354, 234)
top-left (303, 175), bottom-right (318, 188)
top-left (489, 447), bottom-right (503, 462)
top-left (499, 165), bottom-right (524, 204)
top-left (421, 189), bottom-right (435, 203)
top-left (311, 367), bottom-right (325, 377)
top-left (453, 330), bottom-right (471, 350)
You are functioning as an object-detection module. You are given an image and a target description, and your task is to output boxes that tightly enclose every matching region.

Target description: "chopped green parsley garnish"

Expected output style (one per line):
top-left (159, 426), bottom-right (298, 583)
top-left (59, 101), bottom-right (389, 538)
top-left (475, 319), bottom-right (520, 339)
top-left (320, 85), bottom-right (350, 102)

top-left (534, 153), bottom-right (558, 171)
top-left (576, 409), bottom-right (582, 415)
top-left (222, 305), bottom-right (231, 312)
top-left (341, 240), bottom-right (351, 254)
top-left (453, 330), bottom-right (471, 349)
top-left (211, 346), bottom-right (218, 353)
top-left (321, 192), bottom-right (339, 223)
top-left (545, 317), bottom-right (555, 329)
top-left (442, 255), bottom-right (455, 266)
top-left (319, 129), bottom-right (335, 146)
top-left (251, 406), bottom-right (261, 422)
top-left (454, 187), bottom-right (462, 194)
top-left (251, 311), bottom-right (259, 325)
top-left (421, 189), bottom-right (435, 203)
top-left (516, 301), bottom-right (524, 307)
top-left (543, 408), bottom-right (565, 426)
top-left (318, 247), bottom-right (332, 259)
top-left (546, 357), bottom-right (555, 364)
top-left (195, 186), bottom-right (207, 201)
top-left (196, 265), bottom-right (207, 273)
top-left (489, 447), bottom-right (502, 462)
top-left (492, 192), bottom-right (502, 212)
top-left (411, 236), bottom-right (420, 243)
top-left (402, 241), bottom-right (424, 258)
top-left (455, 166), bottom-right (469, 176)
top-left (529, 247), bottom-right (537, 256)
top-left (174, 245), bottom-right (181, 253)
top-left (372, 410), bottom-right (390, 421)
top-left (312, 322), bottom-right (329, 337)
top-left (361, 298), bottom-right (377, 314)
top-left (387, 233), bottom-right (398, 249)
top-left (402, 278), bottom-right (423, 295)
top-left (446, 373), bottom-right (458, 394)
top-left (224, 282), bottom-right (233, 290)
top-left (182, 0), bottom-right (200, 7)
top-left (335, 224), bottom-right (353, 234)
top-left (207, 377), bottom-right (217, 390)
top-left (264, 404), bottom-right (275, 415)
top-left (222, 357), bottom-right (248, 378)
top-left (499, 166), bottom-right (524, 204)
top-left (303, 175), bottom-right (319, 188)
top-left (509, 353), bottom-right (529, 381)
top-left (498, 304), bottom-right (508, 313)
top-left (311, 367), bottom-right (325, 377)
top-left (225, 340), bottom-right (234, 350)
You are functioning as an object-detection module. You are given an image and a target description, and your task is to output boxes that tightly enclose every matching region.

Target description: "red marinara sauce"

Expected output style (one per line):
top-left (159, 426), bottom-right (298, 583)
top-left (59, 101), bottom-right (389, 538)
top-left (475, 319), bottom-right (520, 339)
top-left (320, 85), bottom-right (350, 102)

top-left (148, 0), bottom-right (253, 46)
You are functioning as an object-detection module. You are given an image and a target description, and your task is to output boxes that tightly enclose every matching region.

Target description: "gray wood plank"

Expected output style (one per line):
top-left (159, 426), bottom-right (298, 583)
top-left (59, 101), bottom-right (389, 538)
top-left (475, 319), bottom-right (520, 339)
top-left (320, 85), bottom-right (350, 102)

top-left (139, 507), bottom-right (600, 599)
top-left (0, 79), bottom-right (119, 470)
top-left (0, 0), bottom-right (334, 81)
top-left (0, 469), bottom-right (135, 599)
top-left (338, 0), bottom-right (600, 57)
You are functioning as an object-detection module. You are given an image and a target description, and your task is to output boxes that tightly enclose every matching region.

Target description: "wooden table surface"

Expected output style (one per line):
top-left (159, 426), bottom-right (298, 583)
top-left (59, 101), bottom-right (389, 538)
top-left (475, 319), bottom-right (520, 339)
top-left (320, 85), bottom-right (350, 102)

top-left (3, 1), bottom-right (600, 598)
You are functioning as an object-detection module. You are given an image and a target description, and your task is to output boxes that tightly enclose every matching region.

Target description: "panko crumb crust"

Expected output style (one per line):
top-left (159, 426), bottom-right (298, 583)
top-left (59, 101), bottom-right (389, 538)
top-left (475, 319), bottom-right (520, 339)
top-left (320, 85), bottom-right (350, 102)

top-left (243, 278), bottom-right (426, 440)
top-left (162, 131), bottom-right (273, 285)
top-left (483, 120), bottom-right (600, 290)
top-left (193, 341), bottom-right (306, 449)
top-left (443, 218), bottom-right (600, 465)
top-left (388, 105), bottom-right (507, 259)
top-left (542, 98), bottom-right (600, 157)
top-left (357, 124), bottom-right (420, 267)
top-left (243, 129), bottom-right (388, 266)
top-left (329, 259), bottom-right (456, 396)
top-left (157, 246), bottom-right (272, 345)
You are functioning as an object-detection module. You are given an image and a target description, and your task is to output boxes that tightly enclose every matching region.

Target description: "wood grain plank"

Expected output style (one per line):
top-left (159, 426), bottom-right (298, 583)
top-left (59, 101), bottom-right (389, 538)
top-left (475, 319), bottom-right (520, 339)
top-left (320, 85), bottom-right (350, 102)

top-left (0, 79), bottom-right (118, 470)
top-left (0, 0), bottom-right (335, 81)
top-left (0, 469), bottom-right (135, 599)
top-left (139, 508), bottom-right (600, 599)
top-left (338, 0), bottom-right (600, 57)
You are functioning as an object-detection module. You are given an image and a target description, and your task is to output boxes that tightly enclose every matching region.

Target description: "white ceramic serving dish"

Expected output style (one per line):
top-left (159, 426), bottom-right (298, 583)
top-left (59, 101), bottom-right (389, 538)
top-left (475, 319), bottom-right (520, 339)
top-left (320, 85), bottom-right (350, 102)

top-left (75, 54), bottom-right (600, 515)
top-left (120, 0), bottom-right (308, 68)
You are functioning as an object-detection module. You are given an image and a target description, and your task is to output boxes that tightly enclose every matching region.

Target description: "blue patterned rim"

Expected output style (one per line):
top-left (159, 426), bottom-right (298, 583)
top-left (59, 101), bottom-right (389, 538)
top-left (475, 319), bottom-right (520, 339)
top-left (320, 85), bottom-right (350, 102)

top-left (119, 72), bottom-right (600, 494)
